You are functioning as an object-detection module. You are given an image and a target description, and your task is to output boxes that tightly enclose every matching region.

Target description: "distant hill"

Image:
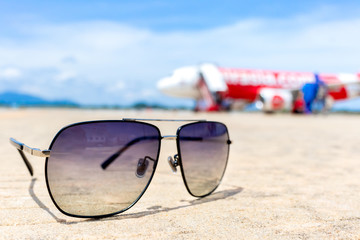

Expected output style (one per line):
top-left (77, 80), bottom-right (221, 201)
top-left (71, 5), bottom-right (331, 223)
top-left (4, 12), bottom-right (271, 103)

top-left (0, 91), bottom-right (79, 107)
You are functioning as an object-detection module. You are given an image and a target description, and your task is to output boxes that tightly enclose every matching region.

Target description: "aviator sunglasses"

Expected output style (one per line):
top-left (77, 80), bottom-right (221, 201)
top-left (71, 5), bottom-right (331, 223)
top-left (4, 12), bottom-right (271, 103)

top-left (10, 118), bottom-right (231, 218)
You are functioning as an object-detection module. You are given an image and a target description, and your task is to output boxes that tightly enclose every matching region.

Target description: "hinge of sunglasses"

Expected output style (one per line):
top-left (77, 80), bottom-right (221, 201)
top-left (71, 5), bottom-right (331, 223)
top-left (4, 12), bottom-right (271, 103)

top-left (10, 138), bottom-right (51, 157)
top-left (10, 138), bottom-right (51, 176)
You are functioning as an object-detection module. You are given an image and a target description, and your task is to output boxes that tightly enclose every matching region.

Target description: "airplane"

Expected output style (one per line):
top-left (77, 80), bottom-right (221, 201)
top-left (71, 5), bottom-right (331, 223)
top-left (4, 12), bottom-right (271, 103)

top-left (157, 63), bottom-right (360, 113)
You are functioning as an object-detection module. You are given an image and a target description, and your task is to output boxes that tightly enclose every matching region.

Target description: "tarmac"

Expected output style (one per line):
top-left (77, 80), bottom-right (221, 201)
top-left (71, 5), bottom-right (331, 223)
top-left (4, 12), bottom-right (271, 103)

top-left (1, 108), bottom-right (360, 239)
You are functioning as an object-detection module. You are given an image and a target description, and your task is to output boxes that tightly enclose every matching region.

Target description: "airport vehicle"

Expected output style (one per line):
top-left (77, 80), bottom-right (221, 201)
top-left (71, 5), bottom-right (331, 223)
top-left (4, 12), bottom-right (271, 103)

top-left (157, 63), bottom-right (360, 112)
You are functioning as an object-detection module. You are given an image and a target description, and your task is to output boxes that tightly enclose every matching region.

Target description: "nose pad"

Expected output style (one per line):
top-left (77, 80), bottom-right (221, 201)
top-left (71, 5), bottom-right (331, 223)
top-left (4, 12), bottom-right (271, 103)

top-left (136, 157), bottom-right (149, 178)
top-left (167, 154), bottom-right (179, 173)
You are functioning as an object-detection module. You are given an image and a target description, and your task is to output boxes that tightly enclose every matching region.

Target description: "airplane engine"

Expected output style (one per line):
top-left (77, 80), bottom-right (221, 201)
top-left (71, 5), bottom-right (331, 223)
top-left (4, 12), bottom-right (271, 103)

top-left (257, 88), bottom-right (293, 113)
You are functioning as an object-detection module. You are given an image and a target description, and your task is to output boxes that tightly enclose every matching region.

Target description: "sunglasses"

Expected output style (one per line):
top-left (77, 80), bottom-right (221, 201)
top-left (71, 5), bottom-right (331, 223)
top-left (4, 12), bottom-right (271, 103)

top-left (10, 118), bottom-right (231, 218)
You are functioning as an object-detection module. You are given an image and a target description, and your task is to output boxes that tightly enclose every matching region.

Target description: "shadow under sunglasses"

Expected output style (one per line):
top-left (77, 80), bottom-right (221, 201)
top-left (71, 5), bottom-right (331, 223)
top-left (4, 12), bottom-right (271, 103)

top-left (29, 178), bottom-right (243, 224)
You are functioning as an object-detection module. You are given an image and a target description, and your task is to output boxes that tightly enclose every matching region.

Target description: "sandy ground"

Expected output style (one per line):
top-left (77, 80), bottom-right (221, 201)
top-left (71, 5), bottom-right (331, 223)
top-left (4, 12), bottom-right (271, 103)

top-left (0, 108), bottom-right (360, 239)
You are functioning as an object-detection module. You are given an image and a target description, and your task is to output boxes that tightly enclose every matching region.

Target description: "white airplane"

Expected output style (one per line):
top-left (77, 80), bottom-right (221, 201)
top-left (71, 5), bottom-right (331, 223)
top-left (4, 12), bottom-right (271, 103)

top-left (157, 63), bottom-right (360, 112)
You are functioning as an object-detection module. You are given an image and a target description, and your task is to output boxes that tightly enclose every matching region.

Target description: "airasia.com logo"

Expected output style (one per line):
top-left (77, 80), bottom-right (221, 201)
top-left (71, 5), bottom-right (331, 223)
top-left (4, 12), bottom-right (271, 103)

top-left (272, 95), bottom-right (284, 110)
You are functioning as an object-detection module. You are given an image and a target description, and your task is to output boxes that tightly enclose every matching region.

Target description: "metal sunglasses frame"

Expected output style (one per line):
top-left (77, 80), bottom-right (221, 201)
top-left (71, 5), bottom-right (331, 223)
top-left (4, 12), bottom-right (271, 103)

top-left (9, 118), bottom-right (232, 218)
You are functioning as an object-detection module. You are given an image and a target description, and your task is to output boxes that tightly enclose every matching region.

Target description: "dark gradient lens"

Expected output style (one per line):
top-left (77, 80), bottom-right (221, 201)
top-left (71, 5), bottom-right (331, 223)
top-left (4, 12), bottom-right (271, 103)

top-left (177, 122), bottom-right (230, 197)
top-left (46, 121), bottom-right (161, 217)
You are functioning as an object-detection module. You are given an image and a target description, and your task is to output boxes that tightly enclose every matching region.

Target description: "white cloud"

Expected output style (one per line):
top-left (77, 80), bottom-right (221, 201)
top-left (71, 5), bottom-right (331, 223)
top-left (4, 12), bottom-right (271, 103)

top-left (54, 71), bottom-right (77, 82)
top-left (114, 81), bottom-right (125, 90)
top-left (0, 10), bottom-right (359, 105)
top-left (0, 67), bottom-right (22, 79)
top-left (141, 89), bottom-right (157, 98)
top-left (105, 81), bottom-right (126, 93)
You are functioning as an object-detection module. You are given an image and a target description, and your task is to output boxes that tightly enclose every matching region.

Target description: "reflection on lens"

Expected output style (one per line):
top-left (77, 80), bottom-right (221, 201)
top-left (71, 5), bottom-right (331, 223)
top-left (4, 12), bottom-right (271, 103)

top-left (46, 121), bottom-right (160, 217)
top-left (178, 122), bottom-right (229, 197)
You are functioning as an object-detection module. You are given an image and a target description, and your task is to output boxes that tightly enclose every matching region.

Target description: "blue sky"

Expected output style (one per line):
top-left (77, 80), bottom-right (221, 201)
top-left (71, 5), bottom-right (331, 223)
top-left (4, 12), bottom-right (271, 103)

top-left (0, 1), bottom-right (360, 107)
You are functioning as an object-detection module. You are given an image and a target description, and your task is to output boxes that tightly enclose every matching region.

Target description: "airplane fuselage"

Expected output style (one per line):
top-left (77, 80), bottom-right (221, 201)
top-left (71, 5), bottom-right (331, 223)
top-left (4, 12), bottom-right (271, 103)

top-left (220, 68), bottom-right (356, 101)
top-left (158, 64), bottom-right (360, 112)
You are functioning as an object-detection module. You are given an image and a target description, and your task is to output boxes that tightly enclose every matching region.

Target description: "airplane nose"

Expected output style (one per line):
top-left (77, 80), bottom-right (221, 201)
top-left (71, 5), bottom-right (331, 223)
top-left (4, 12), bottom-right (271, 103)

top-left (157, 71), bottom-right (201, 99)
top-left (157, 77), bottom-right (169, 90)
top-left (157, 77), bottom-right (174, 94)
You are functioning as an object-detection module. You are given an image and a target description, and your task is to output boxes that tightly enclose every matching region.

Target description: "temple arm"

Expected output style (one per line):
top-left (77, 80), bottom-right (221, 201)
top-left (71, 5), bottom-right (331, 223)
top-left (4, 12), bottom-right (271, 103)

top-left (179, 136), bottom-right (232, 145)
top-left (101, 136), bottom-right (159, 170)
top-left (101, 135), bottom-right (231, 170)
top-left (9, 138), bottom-right (51, 176)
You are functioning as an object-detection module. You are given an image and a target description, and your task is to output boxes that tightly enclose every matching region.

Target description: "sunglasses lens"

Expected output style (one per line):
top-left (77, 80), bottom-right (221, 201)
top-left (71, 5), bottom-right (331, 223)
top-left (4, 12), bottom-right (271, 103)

top-left (178, 122), bottom-right (229, 197)
top-left (46, 121), bottom-right (160, 217)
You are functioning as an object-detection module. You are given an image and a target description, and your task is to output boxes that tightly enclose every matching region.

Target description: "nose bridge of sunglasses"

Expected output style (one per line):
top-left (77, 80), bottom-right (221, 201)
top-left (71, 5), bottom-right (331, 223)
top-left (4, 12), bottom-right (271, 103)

top-left (161, 135), bottom-right (180, 173)
top-left (161, 135), bottom-right (177, 140)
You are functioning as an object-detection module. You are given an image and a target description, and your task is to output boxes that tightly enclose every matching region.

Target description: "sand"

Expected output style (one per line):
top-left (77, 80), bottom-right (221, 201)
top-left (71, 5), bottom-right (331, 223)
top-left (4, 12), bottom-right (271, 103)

top-left (0, 108), bottom-right (360, 239)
